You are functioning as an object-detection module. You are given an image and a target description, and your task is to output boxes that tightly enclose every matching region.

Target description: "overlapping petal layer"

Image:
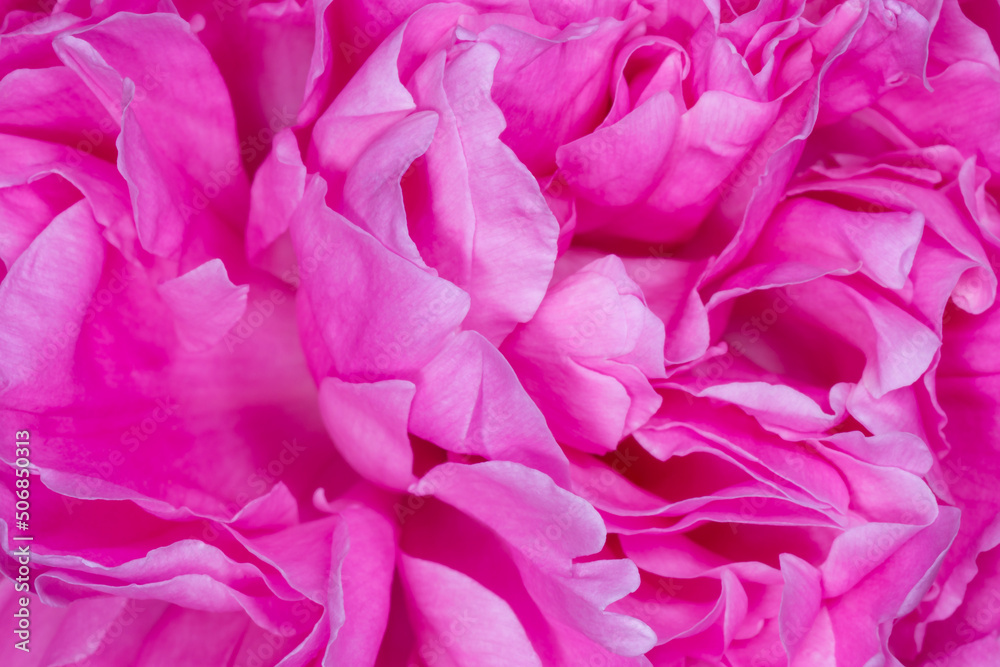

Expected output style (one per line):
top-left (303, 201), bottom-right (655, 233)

top-left (2, 0), bottom-right (999, 664)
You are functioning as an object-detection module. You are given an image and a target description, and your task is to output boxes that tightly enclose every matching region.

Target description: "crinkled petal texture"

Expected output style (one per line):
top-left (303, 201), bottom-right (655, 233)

top-left (3, 0), bottom-right (1000, 665)
top-left (502, 254), bottom-right (667, 454)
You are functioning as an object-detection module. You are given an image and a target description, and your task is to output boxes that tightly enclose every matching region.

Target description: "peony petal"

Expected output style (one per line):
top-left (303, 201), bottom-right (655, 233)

top-left (0, 199), bottom-right (103, 408)
top-left (54, 12), bottom-right (249, 258)
top-left (318, 377), bottom-right (417, 491)
top-left (289, 175), bottom-right (469, 381)
top-left (157, 259), bottom-right (249, 353)
top-left (400, 554), bottom-right (543, 666)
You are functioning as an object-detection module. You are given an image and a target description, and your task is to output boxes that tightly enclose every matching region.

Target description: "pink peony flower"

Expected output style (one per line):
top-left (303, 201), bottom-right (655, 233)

top-left (1, 0), bottom-right (999, 665)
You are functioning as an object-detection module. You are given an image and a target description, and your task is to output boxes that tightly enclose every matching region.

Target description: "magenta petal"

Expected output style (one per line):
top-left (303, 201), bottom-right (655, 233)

top-left (54, 12), bottom-right (249, 258)
top-left (879, 61), bottom-right (1000, 172)
top-left (0, 65), bottom-right (116, 149)
top-left (411, 461), bottom-right (656, 656)
top-left (0, 199), bottom-right (103, 408)
top-left (400, 553), bottom-right (543, 666)
top-left (475, 11), bottom-right (641, 174)
top-left (410, 41), bottom-right (560, 343)
top-left (0, 134), bottom-right (136, 257)
top-left (0, 176), bottom-right (81, 269)
top-left (821, 0), bottom-right (935, 121)
top-left (157, 259), bottom-right (249, 352)
top-left (6, 0), bottom-right (1000, 663)
top-left (557, 92), bottom-right (680, 208)
top-left (411, 462), bottom-right (606, 568)
top-left (318, 377), bottom-right (416, 491)
top-left (247, 127), bottom-right (307, 264)
top-left (326, 504), bottom-right (395, 665)
top-left (0, 591), bottom-right (152, 667)
top-left (778, 554), bottom-right (833, 666)
top-left (726, 196), bottom-right (925, 292)
top-left (289, 175), bottom-right (469, 380)
top-left (341, 110), bottom-right (437, 267)
top-left (503, 255), bottom-right (665, 452)
top-left (409, 330), bottom-right (570, 486)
